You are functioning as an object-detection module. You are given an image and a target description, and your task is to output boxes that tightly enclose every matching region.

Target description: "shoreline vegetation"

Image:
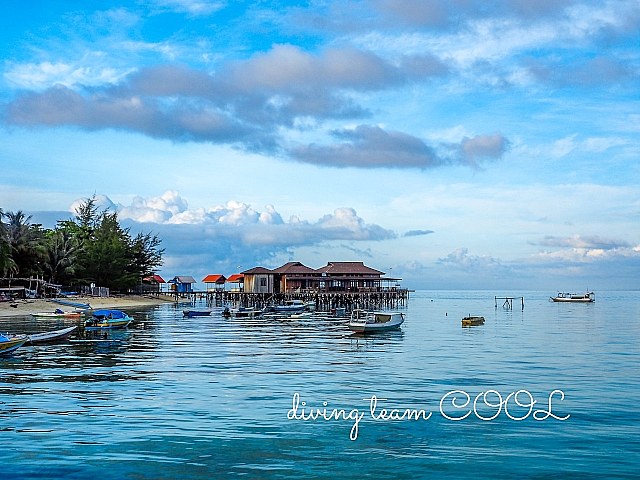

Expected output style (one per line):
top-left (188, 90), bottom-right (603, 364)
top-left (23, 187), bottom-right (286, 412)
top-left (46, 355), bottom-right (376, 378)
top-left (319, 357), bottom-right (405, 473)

top-left (0, 294), bottom-right (177, 318)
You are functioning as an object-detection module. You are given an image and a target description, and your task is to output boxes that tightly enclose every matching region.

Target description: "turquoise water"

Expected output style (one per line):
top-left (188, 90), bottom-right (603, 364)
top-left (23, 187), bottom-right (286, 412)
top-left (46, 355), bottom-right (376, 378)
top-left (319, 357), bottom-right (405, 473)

top-left (1, 291), bottom-right (639, 479)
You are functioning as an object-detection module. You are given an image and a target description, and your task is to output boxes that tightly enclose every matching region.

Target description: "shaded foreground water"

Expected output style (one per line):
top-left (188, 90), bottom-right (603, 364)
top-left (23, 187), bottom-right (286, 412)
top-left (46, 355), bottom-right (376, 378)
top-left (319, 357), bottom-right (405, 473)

top-left (1, 291), bottom-right (639, 479)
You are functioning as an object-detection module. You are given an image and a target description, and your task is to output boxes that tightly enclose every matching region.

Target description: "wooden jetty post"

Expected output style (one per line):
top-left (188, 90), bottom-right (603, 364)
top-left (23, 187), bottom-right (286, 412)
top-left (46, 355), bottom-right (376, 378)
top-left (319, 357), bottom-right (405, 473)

top-left (495, 296), bottom-right (524, 311)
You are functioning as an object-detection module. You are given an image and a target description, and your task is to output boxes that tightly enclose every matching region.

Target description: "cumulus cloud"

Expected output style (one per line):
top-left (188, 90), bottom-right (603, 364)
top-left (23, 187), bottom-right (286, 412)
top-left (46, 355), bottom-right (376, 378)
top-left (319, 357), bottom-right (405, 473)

top-left (80, 191), bottom-right (397, 247)
top-left (437, 247), bottom-right (504, 270)
top-left (69, 194), bottom-right (117, 215)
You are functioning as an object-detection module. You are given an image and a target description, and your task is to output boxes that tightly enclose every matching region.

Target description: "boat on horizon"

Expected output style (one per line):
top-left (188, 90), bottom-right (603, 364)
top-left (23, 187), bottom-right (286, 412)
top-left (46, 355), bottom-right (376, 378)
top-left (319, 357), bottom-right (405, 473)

top-left (85, 310), bottom-right (133, 330)
top-left (550, 291), bottom-right (595, 303)
top-left (348, 309), bottom-right (404, 333)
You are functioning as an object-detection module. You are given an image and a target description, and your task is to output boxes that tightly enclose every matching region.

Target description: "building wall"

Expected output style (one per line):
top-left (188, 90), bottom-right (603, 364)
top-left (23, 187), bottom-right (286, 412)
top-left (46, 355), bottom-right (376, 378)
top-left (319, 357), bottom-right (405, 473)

top-left (244, 274), bottom-right (274, 293)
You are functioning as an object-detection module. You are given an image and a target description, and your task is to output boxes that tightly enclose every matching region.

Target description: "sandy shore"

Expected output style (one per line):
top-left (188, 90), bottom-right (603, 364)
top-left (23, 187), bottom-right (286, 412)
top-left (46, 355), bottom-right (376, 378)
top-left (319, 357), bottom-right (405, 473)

top-left (0, 294), bottom-right (177, 318)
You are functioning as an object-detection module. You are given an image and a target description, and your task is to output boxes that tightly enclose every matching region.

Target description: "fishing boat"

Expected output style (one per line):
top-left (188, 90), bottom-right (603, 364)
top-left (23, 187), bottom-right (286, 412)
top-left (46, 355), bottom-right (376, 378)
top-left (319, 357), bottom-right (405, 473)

top-left (183, 310), bottom-right (212, 317)
top-left (271, 300), bottom-right (307, 314)
top-left (0, 333), bottom-right (29, 355)
top-left (348, 309), bottom-right (405, 333)
top-left (53, 299), bottom-right (92, 310)
top-left (550, 291), bottom-right (595, 303)
top-left (30, 309), bottom-right (82, 319)
top-left (462, 316), bottom-right (485, 326)
top-left (28, 325), bottom-right (78, 344)
top-left (222, 307), bottom-right (262, 318)
top-left (85, 310), bottom-right (133, 330)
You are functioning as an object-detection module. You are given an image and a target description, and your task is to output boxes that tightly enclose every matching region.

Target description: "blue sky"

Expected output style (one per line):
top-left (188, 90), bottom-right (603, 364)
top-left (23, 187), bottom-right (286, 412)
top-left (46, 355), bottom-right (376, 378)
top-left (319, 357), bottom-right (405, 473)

top-left (1, 0), bottom-right (639, 290)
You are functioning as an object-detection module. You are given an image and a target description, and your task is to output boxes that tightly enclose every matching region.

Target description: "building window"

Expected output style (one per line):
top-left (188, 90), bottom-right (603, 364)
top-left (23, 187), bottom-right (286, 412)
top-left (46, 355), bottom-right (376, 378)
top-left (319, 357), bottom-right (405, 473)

top-left (260, 278), bottom-right (267, 287)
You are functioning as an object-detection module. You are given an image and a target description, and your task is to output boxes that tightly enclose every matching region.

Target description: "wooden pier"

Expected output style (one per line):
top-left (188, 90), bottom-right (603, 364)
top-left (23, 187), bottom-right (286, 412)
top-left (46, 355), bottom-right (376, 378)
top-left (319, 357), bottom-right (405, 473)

top-left (171, 289), bottom-right (410, 312)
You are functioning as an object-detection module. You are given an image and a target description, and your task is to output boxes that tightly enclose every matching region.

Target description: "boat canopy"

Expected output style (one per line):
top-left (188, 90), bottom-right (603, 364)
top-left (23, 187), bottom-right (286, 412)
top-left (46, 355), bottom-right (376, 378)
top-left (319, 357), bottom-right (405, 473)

top-left (92, 309), bottom-right (128, 319)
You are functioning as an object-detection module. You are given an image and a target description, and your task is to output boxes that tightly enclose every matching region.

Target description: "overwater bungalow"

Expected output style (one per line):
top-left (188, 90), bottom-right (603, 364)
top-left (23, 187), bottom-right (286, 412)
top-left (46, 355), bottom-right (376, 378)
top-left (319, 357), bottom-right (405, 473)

top-left (202, 274), bottom-right (226, 292)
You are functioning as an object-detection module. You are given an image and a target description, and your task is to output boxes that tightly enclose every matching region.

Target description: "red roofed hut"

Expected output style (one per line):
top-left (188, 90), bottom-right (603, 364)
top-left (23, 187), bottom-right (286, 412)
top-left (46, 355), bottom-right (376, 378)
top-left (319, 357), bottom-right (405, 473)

top-left (202, 274), bottom-right (226, 291)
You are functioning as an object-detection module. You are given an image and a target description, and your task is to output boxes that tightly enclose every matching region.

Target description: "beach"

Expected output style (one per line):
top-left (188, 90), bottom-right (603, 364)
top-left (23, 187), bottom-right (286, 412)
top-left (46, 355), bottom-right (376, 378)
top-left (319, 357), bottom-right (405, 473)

top-left (0, 294), bottom-right (176, 318)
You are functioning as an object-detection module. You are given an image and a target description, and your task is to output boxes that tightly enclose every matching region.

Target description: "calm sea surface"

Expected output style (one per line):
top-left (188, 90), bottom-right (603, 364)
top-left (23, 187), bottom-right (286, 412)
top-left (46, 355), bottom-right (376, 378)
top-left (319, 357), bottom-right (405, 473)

top-left (2, 290), bottom-right (639, 479)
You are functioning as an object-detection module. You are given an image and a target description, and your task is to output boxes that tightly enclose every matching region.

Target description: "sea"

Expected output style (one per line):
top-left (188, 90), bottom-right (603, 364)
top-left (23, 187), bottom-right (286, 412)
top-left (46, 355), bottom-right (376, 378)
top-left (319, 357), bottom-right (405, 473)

top-left (1, 290), bottom-right (639, 479)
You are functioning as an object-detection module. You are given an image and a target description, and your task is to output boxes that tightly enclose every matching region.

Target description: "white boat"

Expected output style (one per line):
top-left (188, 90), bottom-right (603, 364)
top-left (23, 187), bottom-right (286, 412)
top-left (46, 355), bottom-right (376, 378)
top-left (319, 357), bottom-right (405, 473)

top-left (272, 300), bottom-right (308, 313)
top-left (348, 309), bottom-right (404, 333)
top-left (222, 306), bottom-right (262, 318)
top-left (28, 326), bottom-right (78, 344)
top-left (550, 291), bottom-right (595, 303)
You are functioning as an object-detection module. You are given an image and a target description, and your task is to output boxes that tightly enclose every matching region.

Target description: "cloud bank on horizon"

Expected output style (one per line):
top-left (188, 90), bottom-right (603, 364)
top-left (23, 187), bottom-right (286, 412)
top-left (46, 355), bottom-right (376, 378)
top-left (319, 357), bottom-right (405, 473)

top-left (1, 0), bottom-right (639, 289)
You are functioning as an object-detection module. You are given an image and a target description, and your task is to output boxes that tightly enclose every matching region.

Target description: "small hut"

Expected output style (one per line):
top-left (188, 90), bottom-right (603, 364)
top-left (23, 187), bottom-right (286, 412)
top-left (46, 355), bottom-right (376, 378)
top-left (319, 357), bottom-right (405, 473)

top-left (168, 276), bottom-right (197, 293)
top-left (202, 274), bottom-right (226, 291)
top-left (225, 274), bottom-right (244, 292)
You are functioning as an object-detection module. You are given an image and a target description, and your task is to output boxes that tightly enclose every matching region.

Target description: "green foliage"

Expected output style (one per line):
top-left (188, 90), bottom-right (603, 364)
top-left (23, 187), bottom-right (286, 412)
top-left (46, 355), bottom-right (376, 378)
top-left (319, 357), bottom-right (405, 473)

top-left (1, 196), bottom-right (164, 292)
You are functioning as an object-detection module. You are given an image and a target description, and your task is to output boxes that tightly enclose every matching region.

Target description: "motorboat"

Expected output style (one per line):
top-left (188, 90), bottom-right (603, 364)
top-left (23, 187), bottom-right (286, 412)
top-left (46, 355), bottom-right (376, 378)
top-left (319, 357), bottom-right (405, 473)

top-left (0, 332), bottom-right (29, 355)
top-left (462, 316), bottom-right (485, 326)
top-left (550, 291), bottom-right (595, 303)
top-left (348, 309), bottom-right (404, 333)
top-left (30, 309), bottom-right (82, 319)
top-left (183, 310), bottom-right (212, 317)
top-left (272, 300), bottom-right (308, 314)
top-left (85, 310), bottom-right (133, 330)
top-left (28, 326), bottom-right (78, 344)
top-left (222, 306), bottom-right (262, 318)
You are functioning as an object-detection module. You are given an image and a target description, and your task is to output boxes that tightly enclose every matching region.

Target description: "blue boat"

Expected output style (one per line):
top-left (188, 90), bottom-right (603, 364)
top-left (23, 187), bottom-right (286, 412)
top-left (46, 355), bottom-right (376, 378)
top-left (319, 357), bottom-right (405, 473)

top-left (53, 299), bottom-right (92, 309)
top-left (85, 310), bottom-right (133, 330)
top-left (0, 333), bottom-right (29, 356)
top-left (183, 310), bottom-right (212, 317)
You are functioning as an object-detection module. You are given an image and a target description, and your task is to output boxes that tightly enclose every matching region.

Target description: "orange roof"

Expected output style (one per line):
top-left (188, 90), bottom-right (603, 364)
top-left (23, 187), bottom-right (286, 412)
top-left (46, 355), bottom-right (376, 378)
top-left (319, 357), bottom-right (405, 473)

top-left (202, 274), bottom-right (226, 284)
top-left (226, 274), bottom-right (244, 282)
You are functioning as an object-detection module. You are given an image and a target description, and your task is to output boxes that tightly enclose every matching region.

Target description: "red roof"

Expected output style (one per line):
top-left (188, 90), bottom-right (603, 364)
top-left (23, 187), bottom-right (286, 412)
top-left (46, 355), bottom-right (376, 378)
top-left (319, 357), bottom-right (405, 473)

top-left (202, 274), bottom-right (226, 284)
top-left (226, 274), bottom-right (244, 282)
top-left (241, 267), bottom-right (273, 274)
top-left (143, 274), bottom-right (166, 283)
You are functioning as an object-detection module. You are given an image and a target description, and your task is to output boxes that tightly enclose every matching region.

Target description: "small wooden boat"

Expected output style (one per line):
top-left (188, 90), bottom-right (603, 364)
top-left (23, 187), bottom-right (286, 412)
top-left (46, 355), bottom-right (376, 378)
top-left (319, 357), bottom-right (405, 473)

top-left (550, 291), bottom-right (595, 303)
top-left (28, 325), bottom-right (78, 344)
top-left (462, 316), bottom-right (485, 326)
top-left (53, 299), bottom-right (92, 309)
top-left (222, 307), bottom-right (262, 318)
top-left (349, 309), bottom-right (405, 333)
top-left (85, 310), bottom-right (133, 330)
top-left (183, 310), bottom-right (212, 317)
top-left (0, 333), bottom-right (29, 355)
top-left (30, 309), bottom-right (82, 319)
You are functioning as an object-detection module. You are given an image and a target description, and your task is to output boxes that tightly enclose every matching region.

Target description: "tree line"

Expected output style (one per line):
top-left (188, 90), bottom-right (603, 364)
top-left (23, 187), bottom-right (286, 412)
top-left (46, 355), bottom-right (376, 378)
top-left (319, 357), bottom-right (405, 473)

top-left (0, 196), bottom-right (164, 292)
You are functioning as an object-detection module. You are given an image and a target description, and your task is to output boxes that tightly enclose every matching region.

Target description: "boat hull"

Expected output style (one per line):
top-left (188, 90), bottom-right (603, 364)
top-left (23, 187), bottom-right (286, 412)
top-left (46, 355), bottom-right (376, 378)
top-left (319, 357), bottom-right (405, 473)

top-left (462, 316), bottom-right (485, 326)
top-left (30, 312), bottom-right (82, 318)
top-left (28, 326), bottom-right (78, 344)
top-left (85, 309), bottom-right (133, 330)
top-left (183, 310), bottom-right (212, 317)
top-left (550, 297), bottom-right (594, 303)
top-left (0, 334), bottom-right (29, 355)
top-left (349, 311), bottom-right (404, 333)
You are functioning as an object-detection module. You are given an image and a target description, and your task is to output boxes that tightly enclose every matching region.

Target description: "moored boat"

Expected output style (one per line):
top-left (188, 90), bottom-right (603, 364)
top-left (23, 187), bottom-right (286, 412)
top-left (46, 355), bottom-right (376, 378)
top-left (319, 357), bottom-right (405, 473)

top-left (85, 310), bottom-right (133, 330)
top-left (30, 309), bottom-right (82, 319)
top-left (28, 325), bottom-right (78, 344)
top-left (0, 333), bottom-right (29, 355)
top-left (272, 300), bottom-right (308, 314)
top-left (222, 306), bottom-right (262, 318)
top-left (550, 291), bottom-right (595, 303)
top-left (348, 309), bottom-right (404, 333)
top-left (183, 310), bottom-right (212, 317)
top-left (462, 316), bottom-right (485, 326)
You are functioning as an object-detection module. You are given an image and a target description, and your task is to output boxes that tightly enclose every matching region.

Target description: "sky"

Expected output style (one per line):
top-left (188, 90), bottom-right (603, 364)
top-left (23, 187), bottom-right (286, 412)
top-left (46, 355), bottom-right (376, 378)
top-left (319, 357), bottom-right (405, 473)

top-left (1, 0), bottom-right (639, 291)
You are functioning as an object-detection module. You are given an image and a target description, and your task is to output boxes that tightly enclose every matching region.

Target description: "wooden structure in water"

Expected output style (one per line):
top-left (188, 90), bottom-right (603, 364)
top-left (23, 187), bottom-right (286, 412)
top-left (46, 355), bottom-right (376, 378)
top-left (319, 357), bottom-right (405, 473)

top-left (495, 296), bottom-right (524, 311)
top-left (172, 289), bottom-right (410, 312)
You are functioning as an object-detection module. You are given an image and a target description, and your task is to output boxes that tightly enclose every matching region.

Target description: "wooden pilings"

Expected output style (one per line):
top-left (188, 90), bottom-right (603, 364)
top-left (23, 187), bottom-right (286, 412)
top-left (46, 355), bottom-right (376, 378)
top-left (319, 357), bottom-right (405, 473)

top-left (197, 289), bottom-right (409, 312)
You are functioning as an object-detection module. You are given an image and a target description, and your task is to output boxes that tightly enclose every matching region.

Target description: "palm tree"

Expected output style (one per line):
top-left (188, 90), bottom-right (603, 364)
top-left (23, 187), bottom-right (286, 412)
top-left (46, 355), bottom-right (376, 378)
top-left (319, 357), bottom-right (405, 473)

top-left (0, 209), bottom-right (18, 276)
top-left (4, 210), bottom-right (46, 277)
top-left (45, 228), bottom-right (81, 284)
